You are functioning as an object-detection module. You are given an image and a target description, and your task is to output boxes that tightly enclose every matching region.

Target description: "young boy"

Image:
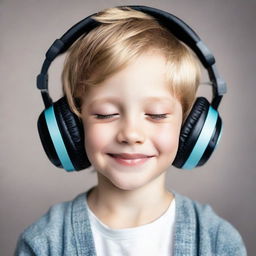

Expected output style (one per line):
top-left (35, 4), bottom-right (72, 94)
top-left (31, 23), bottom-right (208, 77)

top-left (15, 6), bottom-right (246, 256)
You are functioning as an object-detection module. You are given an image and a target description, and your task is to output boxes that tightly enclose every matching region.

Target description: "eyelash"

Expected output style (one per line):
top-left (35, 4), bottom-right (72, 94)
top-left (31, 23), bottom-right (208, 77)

top-left (94, 114), bottom-right (168, 120)
top-left (95, 114), bottom-right (119, 119)
top-left (147, 114), bottom-right (168, 120)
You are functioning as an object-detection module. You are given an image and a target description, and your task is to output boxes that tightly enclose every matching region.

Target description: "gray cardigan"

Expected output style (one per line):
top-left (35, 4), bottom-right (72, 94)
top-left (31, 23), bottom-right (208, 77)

top-left (15, 190), bottom-right (247, 255)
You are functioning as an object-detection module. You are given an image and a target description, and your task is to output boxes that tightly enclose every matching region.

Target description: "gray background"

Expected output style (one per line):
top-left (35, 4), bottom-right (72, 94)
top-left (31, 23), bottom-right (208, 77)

top-left (1, 0), bottom-right (255, 255)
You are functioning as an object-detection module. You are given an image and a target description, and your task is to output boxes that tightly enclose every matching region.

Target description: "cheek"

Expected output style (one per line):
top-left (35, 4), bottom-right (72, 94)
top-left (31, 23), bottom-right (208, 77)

top-left (83, 123), bottom-right (113, 153)
top-left (152, 124), bottom-right (181, 154)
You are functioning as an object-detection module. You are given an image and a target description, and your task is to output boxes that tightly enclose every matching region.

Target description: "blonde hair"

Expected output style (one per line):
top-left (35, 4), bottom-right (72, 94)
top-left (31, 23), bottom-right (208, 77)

top-left (62, 6), bottom-right (202, 122)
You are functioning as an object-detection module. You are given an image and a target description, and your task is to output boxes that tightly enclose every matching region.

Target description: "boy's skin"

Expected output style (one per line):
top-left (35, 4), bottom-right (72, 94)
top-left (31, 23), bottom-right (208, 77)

top-left (80, 50), bottom-right (183, 229)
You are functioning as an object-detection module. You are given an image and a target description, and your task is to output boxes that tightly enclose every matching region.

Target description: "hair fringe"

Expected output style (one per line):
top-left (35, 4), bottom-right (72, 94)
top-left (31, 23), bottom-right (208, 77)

top-left (62, 7), bottom-right (201, 121)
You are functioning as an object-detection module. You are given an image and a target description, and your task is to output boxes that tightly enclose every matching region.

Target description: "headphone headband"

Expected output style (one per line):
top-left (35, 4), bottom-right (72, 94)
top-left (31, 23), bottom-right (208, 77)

top-left (37, 5), bottom-right (226, 171)
top-left (37, 5), bottom-right (226, 109)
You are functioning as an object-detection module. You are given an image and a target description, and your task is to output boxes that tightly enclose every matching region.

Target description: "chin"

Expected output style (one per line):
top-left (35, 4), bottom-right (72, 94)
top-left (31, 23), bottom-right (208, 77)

top-left (106, 175), bottom-right (140, 191)
top-left (112, 181), bottom-right (146, 191)
top-left (105, 171), bottom-right (161, 192)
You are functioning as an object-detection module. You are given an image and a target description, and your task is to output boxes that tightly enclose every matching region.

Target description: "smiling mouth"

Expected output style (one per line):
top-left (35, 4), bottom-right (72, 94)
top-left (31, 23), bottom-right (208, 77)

top-left (107, 153), bottom-right (154, 166)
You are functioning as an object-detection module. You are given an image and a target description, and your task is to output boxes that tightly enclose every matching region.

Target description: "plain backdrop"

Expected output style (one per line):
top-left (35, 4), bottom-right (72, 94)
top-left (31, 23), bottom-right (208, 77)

top-left (1, 0), bottom-right (255, 255)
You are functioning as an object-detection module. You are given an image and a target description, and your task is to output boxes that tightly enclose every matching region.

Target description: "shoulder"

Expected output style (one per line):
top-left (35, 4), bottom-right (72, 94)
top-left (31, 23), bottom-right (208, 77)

top-left (22, 199), bottom-right (72, 241)
top-left (174, 193), bottom-right (247, 255)
top-left (15, 192), bottom-right (87, 255)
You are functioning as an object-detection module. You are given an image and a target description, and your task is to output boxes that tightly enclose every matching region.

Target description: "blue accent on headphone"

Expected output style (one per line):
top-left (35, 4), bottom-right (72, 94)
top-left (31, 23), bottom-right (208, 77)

top-left (215, 122), bottom-right (223, 151)
top-left (182, 106), bottom-right (218, 170)
top-left (44, 106), bottom-right (75, 171)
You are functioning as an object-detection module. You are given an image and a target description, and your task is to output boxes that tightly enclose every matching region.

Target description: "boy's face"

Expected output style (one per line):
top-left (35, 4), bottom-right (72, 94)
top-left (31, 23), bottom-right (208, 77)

top-left (81, 51), bottom-right (183, 191)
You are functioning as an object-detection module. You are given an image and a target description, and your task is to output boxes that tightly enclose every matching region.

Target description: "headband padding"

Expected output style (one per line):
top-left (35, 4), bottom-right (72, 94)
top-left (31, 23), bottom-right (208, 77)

top-left (173, 97), bottom-right (209, 168)
top-left (53, 97), bottom-right (91, 170)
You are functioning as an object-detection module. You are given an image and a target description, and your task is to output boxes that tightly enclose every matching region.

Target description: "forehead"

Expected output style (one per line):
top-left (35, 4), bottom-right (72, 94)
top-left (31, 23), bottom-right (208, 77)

top-left (83, 52), bottom-right (173, 100)
top-left (87, 96), bottom-right (175, 110)
top-left (109, 51), bottom-right (168, 86)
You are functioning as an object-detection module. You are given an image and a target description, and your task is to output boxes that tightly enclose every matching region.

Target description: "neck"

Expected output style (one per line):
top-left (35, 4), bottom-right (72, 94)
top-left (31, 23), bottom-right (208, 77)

top-left (87, 172), bottom-right (174, 228)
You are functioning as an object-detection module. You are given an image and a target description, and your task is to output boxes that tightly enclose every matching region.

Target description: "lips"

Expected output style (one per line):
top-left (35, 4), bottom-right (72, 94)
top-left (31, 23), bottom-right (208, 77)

top-left (108, 153), bottom-right (153, 159)
top-left (107, 153), bottom-right (155, 166)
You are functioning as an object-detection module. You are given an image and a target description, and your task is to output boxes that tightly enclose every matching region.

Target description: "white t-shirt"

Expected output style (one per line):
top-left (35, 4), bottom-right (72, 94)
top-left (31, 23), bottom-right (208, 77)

top-left (86, 197), bottom-right (176, 256)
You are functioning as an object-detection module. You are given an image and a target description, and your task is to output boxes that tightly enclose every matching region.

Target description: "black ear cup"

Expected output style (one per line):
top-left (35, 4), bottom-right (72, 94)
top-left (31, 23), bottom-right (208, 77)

top-left (37, 97), bottom-right (91, 171)
top-left (173, 97), bottom-right (222, 169)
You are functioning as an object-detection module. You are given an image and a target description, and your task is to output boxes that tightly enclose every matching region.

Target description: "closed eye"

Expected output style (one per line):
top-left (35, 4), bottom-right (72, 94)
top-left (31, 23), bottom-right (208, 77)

top-left (94, 114), bottom-right (119, 119)
top-left (94, 113), bottom-right (168, 120)
top-left (146, 114), bottom-right (168, 120)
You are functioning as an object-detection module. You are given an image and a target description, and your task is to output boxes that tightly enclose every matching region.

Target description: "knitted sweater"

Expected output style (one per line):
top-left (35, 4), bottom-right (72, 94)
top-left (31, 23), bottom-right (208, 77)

top-left (15, 190), bottom-right (247, 255)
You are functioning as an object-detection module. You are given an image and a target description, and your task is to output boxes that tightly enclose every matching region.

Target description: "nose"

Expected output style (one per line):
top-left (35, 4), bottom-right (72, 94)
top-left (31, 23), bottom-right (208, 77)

top-left (116, 117), bottom-right (146, 145)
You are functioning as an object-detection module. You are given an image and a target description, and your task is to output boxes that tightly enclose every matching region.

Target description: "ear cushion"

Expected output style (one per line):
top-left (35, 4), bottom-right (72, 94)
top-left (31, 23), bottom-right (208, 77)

top-left (37, 97), bottom-right (91, 171)
top-left (53, 97), bottom-right (91, 170)
top-left (173, 97), bottom-right (209, 168)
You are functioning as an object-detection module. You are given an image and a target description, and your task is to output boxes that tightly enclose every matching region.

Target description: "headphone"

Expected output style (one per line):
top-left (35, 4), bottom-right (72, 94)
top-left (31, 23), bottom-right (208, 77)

top-left (37, 5), bottom-right (227, 172)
